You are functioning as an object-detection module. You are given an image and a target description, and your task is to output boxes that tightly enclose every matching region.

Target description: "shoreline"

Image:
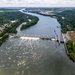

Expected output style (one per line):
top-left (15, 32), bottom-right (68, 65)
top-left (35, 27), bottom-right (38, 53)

top-left (36, 12), bottom-right (75, 62)
top-left (62, 33), bottom-right (75, 62)
top-left (0, 11), bottom-right (39, 46)
top-left (36, 12), bottom-right (57, 18)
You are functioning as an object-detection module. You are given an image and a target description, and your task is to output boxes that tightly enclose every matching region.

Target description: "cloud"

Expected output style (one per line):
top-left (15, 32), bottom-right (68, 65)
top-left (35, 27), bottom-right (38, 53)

top-left (0, 0), bottom-right (75, 7)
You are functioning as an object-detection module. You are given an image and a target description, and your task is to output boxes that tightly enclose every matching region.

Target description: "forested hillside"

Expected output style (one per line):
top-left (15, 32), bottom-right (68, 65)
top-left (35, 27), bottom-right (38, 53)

top-left (0, 10), bottom-right (39, 46)
top-left (57, 10), bottom-right (75, 33)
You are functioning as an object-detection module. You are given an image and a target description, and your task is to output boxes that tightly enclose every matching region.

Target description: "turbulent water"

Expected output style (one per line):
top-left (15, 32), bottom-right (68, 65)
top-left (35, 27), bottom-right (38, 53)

top-left (0, 12), bottom-right (75, 75)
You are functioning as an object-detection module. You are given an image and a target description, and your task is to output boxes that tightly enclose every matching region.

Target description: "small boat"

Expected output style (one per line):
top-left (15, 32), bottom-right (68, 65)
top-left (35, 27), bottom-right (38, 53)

top-left (57, 26), bottom-right (59, 28)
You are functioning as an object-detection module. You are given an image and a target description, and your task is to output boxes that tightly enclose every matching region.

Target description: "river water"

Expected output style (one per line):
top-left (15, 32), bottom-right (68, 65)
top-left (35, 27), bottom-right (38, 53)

top-left (0, 12), bottom-right (75, 75)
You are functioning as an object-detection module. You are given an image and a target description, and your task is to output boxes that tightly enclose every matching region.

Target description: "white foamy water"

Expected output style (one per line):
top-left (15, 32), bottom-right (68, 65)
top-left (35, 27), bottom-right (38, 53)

top-left (20, 36), bottom-right (40, 40)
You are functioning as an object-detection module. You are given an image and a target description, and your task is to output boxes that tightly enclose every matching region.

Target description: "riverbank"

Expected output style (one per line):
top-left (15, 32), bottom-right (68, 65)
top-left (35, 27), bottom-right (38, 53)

top-left (0, 34), bottom-right (9, 46)
top-left (62, 33), bottom-right (75, 62)
top-left (55, 9), bottom-right (75, 62)
top-left (36, 12), bottom-right (56, 18)
top-left (59, 22), bottom-right (75, 62)
top-left (53, 12), bottom-right (75, 62)
top-left (0, 10), bottom-right (39, 46)
top-left (57, 18), bottom-right (75, 62)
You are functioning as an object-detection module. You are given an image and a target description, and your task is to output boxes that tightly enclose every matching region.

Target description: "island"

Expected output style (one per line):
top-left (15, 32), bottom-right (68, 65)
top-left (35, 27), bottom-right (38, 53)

top-left (0, 9), bottom-right (39, 46)
top-left (20, 15), bottom-right (39, 31)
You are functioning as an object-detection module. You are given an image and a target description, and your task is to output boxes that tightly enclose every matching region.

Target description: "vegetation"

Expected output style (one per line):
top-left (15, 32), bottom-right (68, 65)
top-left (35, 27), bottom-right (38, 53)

top-left (57, 10), bottom-right (75, 33)
top-left (0, 10), bottom-right (28, 25)
top-left (56, 10), bottom-right (75, 61)
top-left (0, 10), bottom-right (39, 46)
top-left (20, 16), bottom-right (39, 31)
top-left (66, 40), bottom-right (75, 61)
top-left (0, 34), bottom-right (9, 46)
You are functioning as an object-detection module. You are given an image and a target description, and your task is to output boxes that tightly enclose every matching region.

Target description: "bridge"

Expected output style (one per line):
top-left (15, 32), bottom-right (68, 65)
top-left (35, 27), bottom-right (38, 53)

top-left (9, 34), bottom-right (64, 44)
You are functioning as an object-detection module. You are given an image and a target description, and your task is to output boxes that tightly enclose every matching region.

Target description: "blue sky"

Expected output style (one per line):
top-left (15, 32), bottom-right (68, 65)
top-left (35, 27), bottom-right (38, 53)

top-left (0, 0), bottom-right (75, 7)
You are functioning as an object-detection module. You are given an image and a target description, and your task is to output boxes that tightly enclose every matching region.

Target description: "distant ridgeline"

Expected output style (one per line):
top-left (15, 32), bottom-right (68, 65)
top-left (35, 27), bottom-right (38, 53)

top-left (0, 10), bottom-right (39, 46)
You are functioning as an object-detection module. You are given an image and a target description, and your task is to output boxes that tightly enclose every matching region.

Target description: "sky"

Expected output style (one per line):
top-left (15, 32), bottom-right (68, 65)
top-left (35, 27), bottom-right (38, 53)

top-left (0, 0), bottom-right (75, 7)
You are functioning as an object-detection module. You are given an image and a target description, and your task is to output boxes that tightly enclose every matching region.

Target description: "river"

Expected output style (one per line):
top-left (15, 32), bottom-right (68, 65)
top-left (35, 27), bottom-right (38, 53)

top-left (0, 12), bottom-right (75, 75)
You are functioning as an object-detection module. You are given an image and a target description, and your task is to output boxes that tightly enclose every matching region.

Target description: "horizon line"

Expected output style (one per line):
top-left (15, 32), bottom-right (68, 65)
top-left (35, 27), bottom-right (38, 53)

top-left (0, 6), bottom-right (75, 8)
